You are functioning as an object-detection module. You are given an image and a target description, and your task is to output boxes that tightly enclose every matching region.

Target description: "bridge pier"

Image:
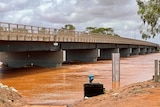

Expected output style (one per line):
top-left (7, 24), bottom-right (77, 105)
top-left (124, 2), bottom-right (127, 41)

top-left (66, 49), bottom-right (98, 62)
top-left (151, 47), bottom-right (156, 53)
top-left (119, 48), bottom-right (131, 57)
top-left (0, 51), bottom-right (63, 68)
top-left (100, 48), bottom-right (119, 59)
top-left (139, 48), bottom-right (147, 55)
top-left (131, 48), bottom-right (140, 55)
top-left (146, 48), bottom-right (152, 54)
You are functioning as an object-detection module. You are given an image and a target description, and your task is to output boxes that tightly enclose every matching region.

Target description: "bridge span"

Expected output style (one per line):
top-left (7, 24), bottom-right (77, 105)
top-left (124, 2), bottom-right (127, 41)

top-left (0, 22), bottom-right (159, 68)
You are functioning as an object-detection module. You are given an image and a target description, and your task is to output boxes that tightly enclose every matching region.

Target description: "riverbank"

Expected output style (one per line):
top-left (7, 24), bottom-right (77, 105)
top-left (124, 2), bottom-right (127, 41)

top-left (0, 83), bottom-right (67, 107)
top-left (73, 79), bottom-right (160, 107)
top-left (0, 79), bottom-right (159, 107)
top-left (0, 83), bottom-right (26, 107)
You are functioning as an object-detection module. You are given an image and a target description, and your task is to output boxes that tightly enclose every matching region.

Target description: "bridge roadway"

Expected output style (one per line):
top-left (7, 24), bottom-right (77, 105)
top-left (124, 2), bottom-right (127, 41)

top-left (0, 22), bottom-right (159, 68)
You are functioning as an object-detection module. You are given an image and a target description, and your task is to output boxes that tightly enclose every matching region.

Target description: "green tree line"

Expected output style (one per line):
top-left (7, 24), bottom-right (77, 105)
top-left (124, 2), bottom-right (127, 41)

top-left (61, 24), bottom-right (120, 36)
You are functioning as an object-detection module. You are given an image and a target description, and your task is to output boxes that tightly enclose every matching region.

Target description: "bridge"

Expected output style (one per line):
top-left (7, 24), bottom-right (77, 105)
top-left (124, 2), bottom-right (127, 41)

top-left (0, 22), bottom-right (159, 68)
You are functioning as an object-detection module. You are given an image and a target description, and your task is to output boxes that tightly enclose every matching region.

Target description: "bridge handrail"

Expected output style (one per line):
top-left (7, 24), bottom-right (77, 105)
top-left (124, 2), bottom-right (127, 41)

top-left (0, 22), bottom-right (159, 47)
top-left (0, 22), bottom-right (121, 38)
top-left (0, 22), bottom-right (59, 34)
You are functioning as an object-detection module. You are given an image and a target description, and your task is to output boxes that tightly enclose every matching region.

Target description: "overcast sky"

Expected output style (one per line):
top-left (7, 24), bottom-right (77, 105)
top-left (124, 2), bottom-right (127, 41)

top-left (0, 0), bottom-right (159, 44)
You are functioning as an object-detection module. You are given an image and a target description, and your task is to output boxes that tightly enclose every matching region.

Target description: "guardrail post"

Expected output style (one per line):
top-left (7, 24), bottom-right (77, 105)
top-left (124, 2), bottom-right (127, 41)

top-left (8, 23), bottom-right (10, 32)
top-left (154, 60), bottom-right (160, 82)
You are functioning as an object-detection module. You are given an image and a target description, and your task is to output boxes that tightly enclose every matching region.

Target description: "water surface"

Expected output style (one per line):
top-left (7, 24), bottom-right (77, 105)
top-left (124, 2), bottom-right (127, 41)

top-left (0, 53), bottom-right (159, 105)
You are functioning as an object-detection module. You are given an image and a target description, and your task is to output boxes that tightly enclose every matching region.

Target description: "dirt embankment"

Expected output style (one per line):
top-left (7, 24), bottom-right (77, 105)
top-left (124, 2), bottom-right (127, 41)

top-left (73, 80), bottom-right (160, 107)
top-left (0, 83), bottom-right (26, 107)
top-left (0, 80), bottom-right (160, 107)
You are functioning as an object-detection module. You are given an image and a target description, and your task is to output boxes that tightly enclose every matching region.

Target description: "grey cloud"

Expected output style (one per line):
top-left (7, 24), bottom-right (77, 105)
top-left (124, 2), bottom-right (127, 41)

top-left (35, 0), bottom-right (135, 24)
top-left (87, 0), bottom-right (137, 19)
top-left (34, 0), bottom-right (93, 24)
top-left (0, 0), bottom-right (140, 27)
top-left (0, 0), bottom-right (35, 12)
top-left (0, 0), bottom-right (158, 43)
top-left (98, 0), bottom-right (131, 6)
top-left (0, 2), bottom-right (10, 12)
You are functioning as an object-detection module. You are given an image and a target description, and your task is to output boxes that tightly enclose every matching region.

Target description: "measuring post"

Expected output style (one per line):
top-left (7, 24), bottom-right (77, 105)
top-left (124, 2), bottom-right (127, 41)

top-left (154, 60), bottom-right (160, 82)
top-left (112, 53), bottom-right (120, 89)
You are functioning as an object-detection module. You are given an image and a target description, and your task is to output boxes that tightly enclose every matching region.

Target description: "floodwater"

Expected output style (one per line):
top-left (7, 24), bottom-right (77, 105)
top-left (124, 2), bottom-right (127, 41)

top-left (0, 53), bottom-right (160, 106)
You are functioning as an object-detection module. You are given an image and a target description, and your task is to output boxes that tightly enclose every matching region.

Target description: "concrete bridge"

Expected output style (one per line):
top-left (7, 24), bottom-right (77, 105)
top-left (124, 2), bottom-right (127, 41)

top-left (0, 22), bottom-right (159, 68)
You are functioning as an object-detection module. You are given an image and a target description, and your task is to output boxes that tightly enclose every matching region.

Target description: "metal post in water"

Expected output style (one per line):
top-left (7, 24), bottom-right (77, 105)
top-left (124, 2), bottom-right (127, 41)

top-left (154, 60), bottom-right (159, 82)
top-left (112, 53), bottom-right (120, 89)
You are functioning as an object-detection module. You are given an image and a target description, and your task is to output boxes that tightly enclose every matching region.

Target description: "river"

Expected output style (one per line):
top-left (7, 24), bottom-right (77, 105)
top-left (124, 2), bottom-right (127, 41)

top-left (0, 53), bottom-right (160, 106)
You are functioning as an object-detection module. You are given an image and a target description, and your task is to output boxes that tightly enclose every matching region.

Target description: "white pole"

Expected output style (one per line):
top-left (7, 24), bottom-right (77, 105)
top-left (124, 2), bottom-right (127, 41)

top-left (112, 53), bottom-right (120, 89)
top-left (154, 60), bottom-right (159, 82)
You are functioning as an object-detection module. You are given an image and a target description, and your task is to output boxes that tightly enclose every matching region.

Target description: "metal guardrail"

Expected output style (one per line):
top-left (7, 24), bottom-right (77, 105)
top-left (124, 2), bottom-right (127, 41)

top-left (0, 22), bottom-right (57, 34)
top-left (0, 22), bottom-right (158, 47)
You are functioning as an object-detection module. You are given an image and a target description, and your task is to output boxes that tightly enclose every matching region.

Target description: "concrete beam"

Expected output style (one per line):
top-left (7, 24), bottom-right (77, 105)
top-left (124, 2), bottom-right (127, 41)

top-left (0, 51), bottom-right (63, 68)
top-left (97, 44), bottom-right (117, 49)
top-left (117, 44), bottom-right (129, 48)
top-left (0, 41), bottom-right (60, 52)
top-left (66, 49), bottom-right (98, 62)
top-left (100, 48), bottom-right (119, 59)
top-left (129, 45), bottom-right (138, 48)
top-left (61, 43), bottom-right (96, 50)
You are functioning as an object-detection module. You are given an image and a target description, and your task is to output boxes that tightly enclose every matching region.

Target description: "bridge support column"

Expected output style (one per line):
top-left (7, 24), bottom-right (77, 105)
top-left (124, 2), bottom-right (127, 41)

top-left (139, 48), bottom-right (146, 55)
top-left (146, 48), bottom-right (152, 54)
top-left (151, 48), bottom-right (156, 53)
top-left (100, 48), bottom-right (119, 59)
top-left (0, 51), bottom-right (63, 68)
top-left (131, 48), bottom-right (140, 55)
top-left (66, 49), bottom-right (98, 62)
top-left (119, 48), bottom-right (131, 57)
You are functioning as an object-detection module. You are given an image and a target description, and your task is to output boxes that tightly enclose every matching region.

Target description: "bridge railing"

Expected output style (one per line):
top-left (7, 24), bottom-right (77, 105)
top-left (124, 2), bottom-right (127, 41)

top-left (0, 22), bottom-right (110, 37)
top-left (0, 22), bottom-right (116, 42)
top-left (0, 22), bottom-right (59, 35)
top-left (0, 22), bottom-right (158, 47)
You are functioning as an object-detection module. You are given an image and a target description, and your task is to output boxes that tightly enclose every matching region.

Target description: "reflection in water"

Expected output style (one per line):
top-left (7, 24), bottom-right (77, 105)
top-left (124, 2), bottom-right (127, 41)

top-left (0, 53), bottom-right (159, 105)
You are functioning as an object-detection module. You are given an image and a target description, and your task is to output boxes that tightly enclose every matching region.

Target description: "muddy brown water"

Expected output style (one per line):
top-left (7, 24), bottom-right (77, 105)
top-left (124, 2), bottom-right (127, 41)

top-left (0, 53), bottom-right (160, 106)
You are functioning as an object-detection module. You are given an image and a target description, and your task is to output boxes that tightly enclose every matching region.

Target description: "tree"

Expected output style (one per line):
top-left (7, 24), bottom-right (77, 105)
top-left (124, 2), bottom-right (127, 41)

top-left (62, 24), bottom-right (76, 30)
top-left (86, 27), bottom-right (97, 33)
top-left (86, 27), bottom-right (120, 36)
top-left (105, 28), bottom-right (114, 35)
top-left (137, 0), bottom-right (160, 39)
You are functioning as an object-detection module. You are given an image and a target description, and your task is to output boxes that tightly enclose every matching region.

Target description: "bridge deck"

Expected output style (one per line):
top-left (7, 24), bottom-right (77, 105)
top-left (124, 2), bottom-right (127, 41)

top-left (0, 22), bottom-right (158, 47)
